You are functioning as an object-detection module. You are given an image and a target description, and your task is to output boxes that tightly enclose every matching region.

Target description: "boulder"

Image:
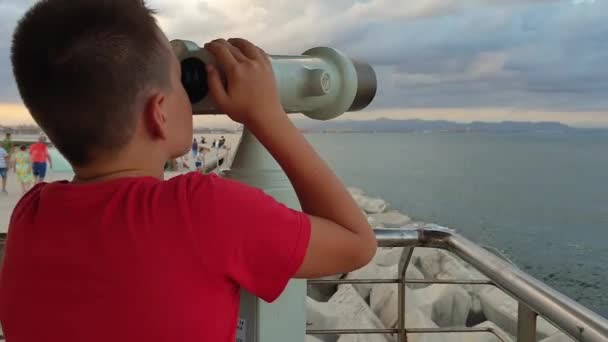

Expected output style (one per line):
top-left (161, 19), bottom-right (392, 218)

top-left (306, 336), bottom-right (325, 342)
top-left (469, 321), bottom-right (513, 342)
top-left (417, 284), bottom-right (473, 327)
top-left (398, 319), bottom-right (510, 342)
top-left (307, 297), bottom-right (340, 342)
top-left (308, 273), bottom-right (344, 302)
top-left (348, 187), bottom-right (366, 196)
top-left (540, 333), bottom-right (576, 342)
top-left (368, 211), bottom-right (412, 228)
top-left (370, 283), bottom-right (472, 329)
top-left (345, 263), bottom-right (397, 301)
top-left (412, 248), bottom-right (443, 279)
top-left (414, 248), bottom-right (474, 280)
top-left (373, 248), bottom-right (404, 267)
top-left (328, 285), bottom-right (392, 342)
top-left (413, 247), bottom-right (486, 298)
top-left (479, 287), bottom-right (560, 339)
top-left (352, 194), bottom-right (389, 214)
top-left (336, 334), bottom-right (391, 342)
top-left (367, 215), bottom-right (385, 229)
top-left (405, 265), bottom-right (428, 290)
top-left (466, 293), bottom-right (487, 327)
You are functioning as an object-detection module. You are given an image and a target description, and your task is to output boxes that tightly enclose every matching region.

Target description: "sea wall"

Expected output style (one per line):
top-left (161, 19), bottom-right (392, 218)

top-left (306, 187), bottom-right (574, 342)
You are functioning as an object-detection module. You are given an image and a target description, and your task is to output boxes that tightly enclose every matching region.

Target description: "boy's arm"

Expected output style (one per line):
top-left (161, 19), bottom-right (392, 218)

top-left (205, 38), bottom-right (376, 278)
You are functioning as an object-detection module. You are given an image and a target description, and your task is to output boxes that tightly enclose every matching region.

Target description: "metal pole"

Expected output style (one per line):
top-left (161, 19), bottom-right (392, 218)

top-left (518, 303), bottom-right (537, 342)
top-left (224, 128), bottom-right (306, 342)
top-left (397, 247), bottom-right (414, 342)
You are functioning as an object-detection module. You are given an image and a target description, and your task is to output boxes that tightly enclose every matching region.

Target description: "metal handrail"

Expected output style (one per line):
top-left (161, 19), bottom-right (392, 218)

top-left (307, 227), bottom-right (608, 342)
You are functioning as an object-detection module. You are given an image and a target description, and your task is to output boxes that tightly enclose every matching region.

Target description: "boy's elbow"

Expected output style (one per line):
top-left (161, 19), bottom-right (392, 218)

top-left (352, 234), bottom-right (378, 269)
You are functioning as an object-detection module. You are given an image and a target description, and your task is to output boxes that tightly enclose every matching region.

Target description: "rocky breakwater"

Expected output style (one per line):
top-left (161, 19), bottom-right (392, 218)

top-left (306, 187), bottom-right (573, 342)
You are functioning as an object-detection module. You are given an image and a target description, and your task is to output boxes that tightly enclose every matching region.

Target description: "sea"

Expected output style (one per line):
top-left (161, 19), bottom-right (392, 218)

top-left (49, 131), bottom-right (608, 317)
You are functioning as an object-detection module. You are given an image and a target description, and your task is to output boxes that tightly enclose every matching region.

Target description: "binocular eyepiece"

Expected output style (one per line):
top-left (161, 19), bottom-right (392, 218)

top-left (171, 40), bottom-right (377, 120)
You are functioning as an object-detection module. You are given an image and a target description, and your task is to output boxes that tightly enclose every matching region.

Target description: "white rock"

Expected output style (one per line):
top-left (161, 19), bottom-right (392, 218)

top-left (348, 187), bottom-right (366, 196)
top-left (307, 296), bottom-right (340, 328)
top-left (469, 321), bottom-right (513, 342)
top-left (479, 287), bottom-right (560, 339)
top-left (367, 215), bottom-right (385, 228)
top-left (367, 248), bottom-right (427, 289)
top-left (370, 283), bottom-right (472, 329)
top-left (412, 248), bottom-right (443, 279)
top-left (308, 273), bottom-right (344, 302)
top-left (373, 248), bottom-right (404, 267)
top-left (418, 284), bottom-right (473, 327)
top-left (336, 334), bottom-right (390, 342)
top-left (369, 211), bottom-right (412, 228)
top-left (306, 335), bottom-right (326, 342)
top-left (353, 194), bottom-right (389, 214)
top-left (401, 319), bottom-right (510, 342)
top-left (405, 316), bottom-right (466, 342)
top-left (437, 256), bottom-right (477, 280)
top-left (467, 293), bottom-right (487, 326)
top-left (345, 263), bottom-right (397, 301)
top-left (405, 265), bottom-right (428, 290)
top-left (413, 248), bottom-right (485, 290)
top-left (328, 285), bottom-right (392, 342)
top-left (540, 333), bottom-right (576, 342)
top-left (306, 297), bottom-right (340, 342)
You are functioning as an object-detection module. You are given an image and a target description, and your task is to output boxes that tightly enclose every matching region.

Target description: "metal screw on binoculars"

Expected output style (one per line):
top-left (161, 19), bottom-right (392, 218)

top-left (171, 39), bottom-right (378, 342)
top-left (171, 40), bottom-right (377, 120)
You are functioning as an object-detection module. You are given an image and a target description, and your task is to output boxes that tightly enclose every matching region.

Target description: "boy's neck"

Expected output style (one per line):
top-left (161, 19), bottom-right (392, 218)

top-left (72, 148), bottom-right (167, 184)
top-left (73, 167), bottom-right (164, 183)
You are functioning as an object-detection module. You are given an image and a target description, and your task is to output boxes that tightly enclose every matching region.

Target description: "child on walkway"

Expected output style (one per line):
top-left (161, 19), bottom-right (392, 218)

top-left (13, 145), bottom-right (34, 194)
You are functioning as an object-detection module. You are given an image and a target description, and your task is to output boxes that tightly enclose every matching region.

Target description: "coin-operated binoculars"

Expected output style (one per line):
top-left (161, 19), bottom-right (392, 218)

top-left (172, 39), bottom-right (377, 342)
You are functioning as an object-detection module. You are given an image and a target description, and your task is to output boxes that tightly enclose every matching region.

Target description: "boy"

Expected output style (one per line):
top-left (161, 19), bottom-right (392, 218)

top-left (0, 1), bottom-right (376, 342)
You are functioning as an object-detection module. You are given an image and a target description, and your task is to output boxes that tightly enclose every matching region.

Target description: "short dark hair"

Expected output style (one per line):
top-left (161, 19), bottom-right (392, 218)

top-left (12, 0), bottom-right (170, 166)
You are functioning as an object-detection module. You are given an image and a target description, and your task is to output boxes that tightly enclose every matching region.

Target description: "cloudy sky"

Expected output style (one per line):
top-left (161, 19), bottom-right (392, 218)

top-left (0, 0), bottom-right (607, 127)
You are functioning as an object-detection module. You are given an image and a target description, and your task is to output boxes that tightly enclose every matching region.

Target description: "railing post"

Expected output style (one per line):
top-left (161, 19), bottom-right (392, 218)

top-left (517, 302), bottom-right (537, 342)
top-left (397, 247), bottom-right (414, 342)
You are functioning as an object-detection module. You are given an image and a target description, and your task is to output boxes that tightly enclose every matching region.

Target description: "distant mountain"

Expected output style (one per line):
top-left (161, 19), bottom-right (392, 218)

top-left (292, 118), bottom-right (589, 133)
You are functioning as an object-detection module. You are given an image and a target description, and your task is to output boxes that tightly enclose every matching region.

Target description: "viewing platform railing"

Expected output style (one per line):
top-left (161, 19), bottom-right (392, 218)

top-left (307, 227), bottom-right (608, 342)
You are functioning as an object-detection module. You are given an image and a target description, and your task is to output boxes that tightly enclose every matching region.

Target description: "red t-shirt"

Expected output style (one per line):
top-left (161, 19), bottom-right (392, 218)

top-left (0, 173), bottom-right (310, 342)
top-left (28, 143), bottom-right (48, 163)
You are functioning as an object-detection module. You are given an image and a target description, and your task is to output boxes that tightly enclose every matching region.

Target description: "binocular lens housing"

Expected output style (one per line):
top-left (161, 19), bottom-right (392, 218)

top-left (181, 58), bottom-right (209, 103)
top-left (172, 39), bottom-right (377, 120)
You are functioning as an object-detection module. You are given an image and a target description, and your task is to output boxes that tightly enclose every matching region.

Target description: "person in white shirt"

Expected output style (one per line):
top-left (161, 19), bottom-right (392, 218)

top-left (0, 146), bottom-right (8, 194)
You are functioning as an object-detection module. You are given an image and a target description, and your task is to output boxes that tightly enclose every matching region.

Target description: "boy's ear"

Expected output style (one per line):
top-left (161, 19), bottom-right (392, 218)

top-left (143, 93), bottom-right (167, 140)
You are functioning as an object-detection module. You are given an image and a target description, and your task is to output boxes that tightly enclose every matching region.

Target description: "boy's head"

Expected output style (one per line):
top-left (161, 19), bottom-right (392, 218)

top-left (12, 0), bottom-right (192, 167)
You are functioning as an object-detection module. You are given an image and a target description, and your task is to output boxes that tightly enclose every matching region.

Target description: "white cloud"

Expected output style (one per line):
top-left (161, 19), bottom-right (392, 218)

top-left (0, 0), bottom-right (607, 125)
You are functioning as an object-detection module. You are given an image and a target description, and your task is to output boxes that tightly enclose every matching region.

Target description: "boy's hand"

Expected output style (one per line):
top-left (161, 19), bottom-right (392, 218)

top-left (205, 38), bottom-right (284, 126)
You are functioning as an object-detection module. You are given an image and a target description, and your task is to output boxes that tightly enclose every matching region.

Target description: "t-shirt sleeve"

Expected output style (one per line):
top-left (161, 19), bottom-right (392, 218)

top-left (188, 173), bottom-right (311, 303)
